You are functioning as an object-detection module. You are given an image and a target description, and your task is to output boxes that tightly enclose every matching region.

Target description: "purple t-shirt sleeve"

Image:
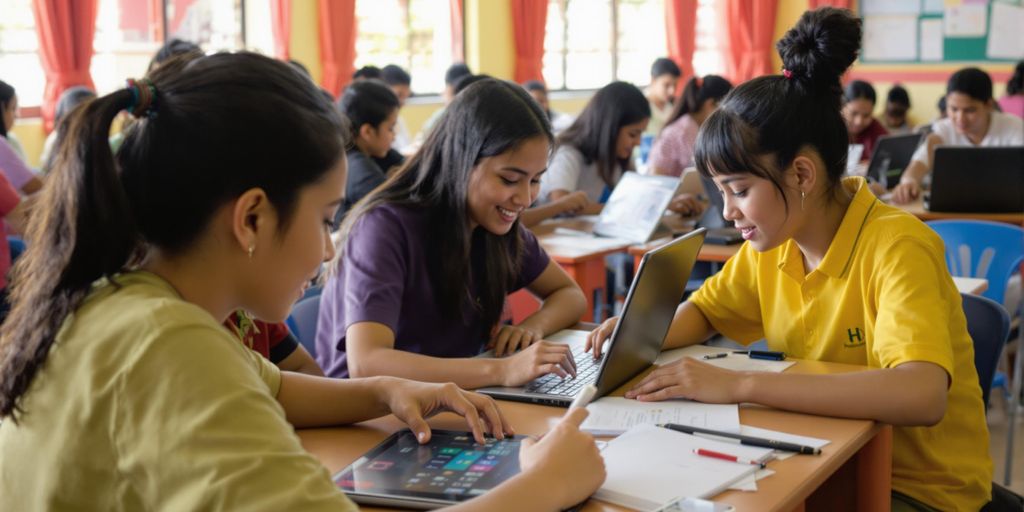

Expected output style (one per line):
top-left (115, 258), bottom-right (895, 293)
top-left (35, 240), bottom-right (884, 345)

top-left (342, 207), bottom-right (409, 334)
top-left (0, 137), bottom-right (35, 190)
top-left (511, 225), bottom-right (551, 290)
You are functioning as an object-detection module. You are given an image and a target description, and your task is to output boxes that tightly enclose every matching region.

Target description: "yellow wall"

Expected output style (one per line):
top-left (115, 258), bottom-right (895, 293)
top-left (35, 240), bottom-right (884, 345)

top-left (289, 0), bottom-right (322, 85)
top-left (10, 119), bottom-right (44, 168)
top-left (465, 0), bottom-right (514, 79)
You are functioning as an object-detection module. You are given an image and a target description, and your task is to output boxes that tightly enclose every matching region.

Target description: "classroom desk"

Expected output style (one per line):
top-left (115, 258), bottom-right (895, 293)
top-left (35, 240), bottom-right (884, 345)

top-left (893, 197), bottom-right (1024, 224)
top-left (299, 358), bottom-right (893, 512)
top-left (629, 237), bottom-right (740, 273)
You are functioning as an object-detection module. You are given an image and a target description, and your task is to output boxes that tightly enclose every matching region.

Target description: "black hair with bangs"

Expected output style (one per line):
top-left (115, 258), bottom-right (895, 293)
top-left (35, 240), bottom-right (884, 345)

top-left (694, 7), bottom-right (861, 212)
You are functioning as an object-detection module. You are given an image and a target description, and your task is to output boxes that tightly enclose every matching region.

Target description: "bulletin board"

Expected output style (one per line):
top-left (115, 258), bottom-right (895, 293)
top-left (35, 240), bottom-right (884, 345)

top-left (859, 0), bottom-right (1024, 64)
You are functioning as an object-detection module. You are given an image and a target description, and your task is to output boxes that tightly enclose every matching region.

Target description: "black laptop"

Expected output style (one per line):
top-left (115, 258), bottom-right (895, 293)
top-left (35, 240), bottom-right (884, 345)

top-left (866, 133), bottom-right (923, 189)
top-left (926, 146), bottom-right (1024, 213)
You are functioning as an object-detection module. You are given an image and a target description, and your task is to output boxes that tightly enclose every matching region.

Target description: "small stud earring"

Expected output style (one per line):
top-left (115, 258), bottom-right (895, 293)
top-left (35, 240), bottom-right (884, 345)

top-left (800, 191), bottom-right (806, 211)
top-left (247, 245), bottom-right (255, 259)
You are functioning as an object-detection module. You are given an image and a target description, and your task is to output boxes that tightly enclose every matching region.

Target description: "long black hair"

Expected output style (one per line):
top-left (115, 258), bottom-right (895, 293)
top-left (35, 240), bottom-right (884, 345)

top-left (0, 79), bottom-right (15, 138)
top-left (0, 52), bottom-right (346, 420)
top-left (337, 79), bottom-right (552, 339)
top-left (844, 80), bottom-right (877, 105)
top-left (557, 81), bottom-right (650, 187)
top-left (339, 79), bottom-right (399, 140)
top-left (663, 75), bottom-right (733, 130)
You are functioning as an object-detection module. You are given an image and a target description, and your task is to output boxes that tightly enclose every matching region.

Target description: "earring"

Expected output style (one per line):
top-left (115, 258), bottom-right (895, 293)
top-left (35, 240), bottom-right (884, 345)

top-left (247, 245), bottom-right (255, 259)
top-left (800, 191), bottom-right (806, 211)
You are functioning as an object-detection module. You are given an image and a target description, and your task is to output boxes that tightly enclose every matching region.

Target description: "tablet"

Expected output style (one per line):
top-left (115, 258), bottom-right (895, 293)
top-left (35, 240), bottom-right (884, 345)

top-left (334, 429), bottom-right (527, 509)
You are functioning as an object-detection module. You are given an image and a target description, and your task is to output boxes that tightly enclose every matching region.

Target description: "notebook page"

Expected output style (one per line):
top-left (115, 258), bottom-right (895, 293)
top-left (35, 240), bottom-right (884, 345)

top-left (581, 397), bottom-right (739, 436)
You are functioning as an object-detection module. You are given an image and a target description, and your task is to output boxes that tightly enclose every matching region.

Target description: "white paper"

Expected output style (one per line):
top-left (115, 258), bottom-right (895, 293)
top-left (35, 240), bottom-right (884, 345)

top-left (728, 468), bottom-right (775, 491)
top-left (596, 425), bottom-right (772, 511)
top-left (861, 0), bottom-right (921, 15)
top-left (863, 15), bottom-right (920, 61)
top-left (987, 2), bottom-right (1024, 59)
top-left (945, 4), bottom-right (988, 37)
top-left (581, 397), bottom-right (740, 436)
top-left (920, 18), bottom-right (945, 61)
top-left (739, 425), bottom-right (831, 461)
top-left (545, 328), bottom-right (590, 345)
top-left (538, 233), bottom-right (633, 256)
top-left (923, 0), bottom-right (945, 14)
top-left (656, 345), bottom-right (796, 373)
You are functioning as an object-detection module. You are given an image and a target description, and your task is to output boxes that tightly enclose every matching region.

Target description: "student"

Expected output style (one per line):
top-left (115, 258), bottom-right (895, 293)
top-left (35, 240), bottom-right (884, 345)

top-left (645, 57), bottom-right (682, 135)
top-left (998, 60), bottom-right (1024, 119)
top-left (841, 80), bottom-right (888, 161)
top-left (40, 86), bottom-right (97, 174)
top-left (0, 53), bottom-right (604, 511)
top-left (381, 64), bottom-right (414, 152)
top-left (336, 79), bottom-right (400, 223)
top-left (588, 8), bottom-right (991, 511)
top-left (417, 63), bottom-right (472, 140)
top-left (892, 67), bottom-right (1024, 204)
top-left (649, 74), bottom-right (733, 177)
top-left (317, 78), bottom-right (586, 388)
top-left (225, 312), bottom-right (323, 376)
top-left (522, 80), bottom-right (574, 134)
top-left (352, 65), bottom-right (383, 81)
top-left (0, 80), bottom-right (42, 195)
top-left (882, 84), bottom-right (914, 135)
top-left (0, 171), bottom-right (23, 321)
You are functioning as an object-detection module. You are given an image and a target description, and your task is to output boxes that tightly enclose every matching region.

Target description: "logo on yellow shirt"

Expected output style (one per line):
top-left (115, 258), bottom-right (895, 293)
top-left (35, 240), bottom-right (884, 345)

top-left (844, 327), bottom-right (866, 348)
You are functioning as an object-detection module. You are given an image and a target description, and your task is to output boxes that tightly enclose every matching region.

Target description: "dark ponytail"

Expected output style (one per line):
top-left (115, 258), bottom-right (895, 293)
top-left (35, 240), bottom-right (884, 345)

top-left (695, 7), bottom-right (861, 211)
top-left (663, 75), bottom-right (734, 131)
top-left (0, 52), bottom-right (345, 420)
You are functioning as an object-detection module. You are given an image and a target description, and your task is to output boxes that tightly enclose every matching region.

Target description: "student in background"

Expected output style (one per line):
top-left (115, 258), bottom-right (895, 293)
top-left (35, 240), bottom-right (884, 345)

top-left (0, 53), bottom-right (604, 511)
top-left (644, 57), bottom-right (682, 135)
top-left (225, 312), bottom-right (323, 376)
top-left (841, 80), bottom-right (888, 161)
top-left (336, 79), bottom-right (400, 224)
top-left (892, 67), bottom-right (1024, 204)
top-left (381, 64), bottom-right (414, 152)
top-left (882, 84), bottom-right (914, 135)
top-left (0, 80), bottom-right (42, 195)
top-left (40, 86), bottom-right (96, 174)
top-left (522, 80), bottom-right (574, 134)
top-left (589, 8), bottom-right (992, 510)
top-left (417, 63), bottom-right (472, 140)
top-left (649, 74), bottom-right (733, 177)
top-left (318, 79), bottom-right (586, 388)
top-left (352, 65), bottom-right (382, 81)
top-left (998, 61), bottom-right (1024, 119)
top-left (538, 81), bottom-right (650, 215)
top-left (0, 171), bottom-right (24, 321)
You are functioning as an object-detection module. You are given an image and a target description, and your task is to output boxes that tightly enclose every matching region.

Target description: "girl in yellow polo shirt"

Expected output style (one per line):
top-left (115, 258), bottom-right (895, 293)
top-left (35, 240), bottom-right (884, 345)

top-left (588, 8), bottom-right (991, 511)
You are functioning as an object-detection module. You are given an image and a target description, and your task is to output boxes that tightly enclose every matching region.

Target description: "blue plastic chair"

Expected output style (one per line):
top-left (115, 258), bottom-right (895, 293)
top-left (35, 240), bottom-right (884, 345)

top-left (7, 236), bottom-right (25, 264)
top-left (926, 220), bottom-right (1024, 306)
top-left (961, 293), bottom-right (1011, 407)
top-left (287, 288), bottom-right (322, 359)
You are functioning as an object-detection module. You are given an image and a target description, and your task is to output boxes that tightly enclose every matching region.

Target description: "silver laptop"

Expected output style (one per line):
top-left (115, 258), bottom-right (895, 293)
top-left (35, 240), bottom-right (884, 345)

top-left (477, 228), bottom-right (707, 406)
top-left (592, 172), bottom-right (680, 243)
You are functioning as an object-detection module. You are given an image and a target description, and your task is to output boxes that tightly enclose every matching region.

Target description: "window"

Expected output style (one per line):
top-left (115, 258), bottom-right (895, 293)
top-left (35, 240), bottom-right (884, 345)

top-left (354, 0), bottom-right (455, 95)
top-left (0, 0), bottom-right (44, 108)
top-left (543, 0), bottom-right (666, 91)
top-left (692, 0), bottom-right (724, 77)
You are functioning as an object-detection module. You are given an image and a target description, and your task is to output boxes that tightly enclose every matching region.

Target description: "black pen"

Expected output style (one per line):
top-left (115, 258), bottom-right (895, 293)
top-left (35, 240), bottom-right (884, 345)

top-left (733, 350), bottom-right (786, 361)
top-left (655, 423), bottom-right (821, 455)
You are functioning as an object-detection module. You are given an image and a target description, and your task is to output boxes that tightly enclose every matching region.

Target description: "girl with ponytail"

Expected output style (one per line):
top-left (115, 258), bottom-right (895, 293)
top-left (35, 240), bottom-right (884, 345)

top-left (588, 8), bottom-right (992, 510)
top-left (649, 74), bottom-right (733, 177)
top-left (0, 53), bottom-right (604, 511)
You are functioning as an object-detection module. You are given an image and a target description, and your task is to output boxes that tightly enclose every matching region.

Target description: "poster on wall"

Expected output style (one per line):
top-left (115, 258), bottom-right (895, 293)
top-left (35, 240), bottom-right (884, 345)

top-left (920, 19), bottom-right (944, 61)
top-left (987, 1), bottom-right (1024, 58)
top-left (863, 15), bottom-right (919, 61)
top-left (944, 4), bottom-right (988, 37)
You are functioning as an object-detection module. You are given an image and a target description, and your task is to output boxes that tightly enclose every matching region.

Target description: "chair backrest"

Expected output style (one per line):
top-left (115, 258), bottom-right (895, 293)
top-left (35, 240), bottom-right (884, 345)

top-left (961, 293), bottom-right (1011, 406)
top-left (927, 220), bottom-right (1024, 305)
top-left (288, 290), bottom-right (322, 358)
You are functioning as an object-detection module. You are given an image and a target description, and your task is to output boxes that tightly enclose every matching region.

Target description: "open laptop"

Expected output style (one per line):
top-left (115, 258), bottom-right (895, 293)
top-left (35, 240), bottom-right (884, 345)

top-left (865, 133), bottom-right (923, 189)
top-left (478, 228), bottom-right (706, 407)
top-left (926, 146), bottom-right (1024, 213)
top-left (592, 172), bottom-right (680, 243)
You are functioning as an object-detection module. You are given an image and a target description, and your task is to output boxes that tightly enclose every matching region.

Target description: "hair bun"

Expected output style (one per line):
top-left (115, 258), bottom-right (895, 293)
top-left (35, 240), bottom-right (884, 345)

top-left (776, 7), bottom-right (861, 93)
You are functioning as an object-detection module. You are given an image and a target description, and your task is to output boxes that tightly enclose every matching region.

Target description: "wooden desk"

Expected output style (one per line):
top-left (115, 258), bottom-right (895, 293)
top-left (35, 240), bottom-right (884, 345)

top-left (894, 197), bottom-right (1024, 224)
top-left (299, 358), bottom-right (892, 512)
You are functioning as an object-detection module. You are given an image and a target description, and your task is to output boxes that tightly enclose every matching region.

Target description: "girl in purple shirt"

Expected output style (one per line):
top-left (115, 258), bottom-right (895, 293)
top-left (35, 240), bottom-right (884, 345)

top-left (320, 79), bottom-right (587, 388)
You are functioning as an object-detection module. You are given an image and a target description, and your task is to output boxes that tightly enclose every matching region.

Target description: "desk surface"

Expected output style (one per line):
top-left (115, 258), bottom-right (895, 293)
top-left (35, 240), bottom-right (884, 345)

top-left (893, 197), bottom-right (1024, 224)
top-left (299, 358), bottom-right (891, 512)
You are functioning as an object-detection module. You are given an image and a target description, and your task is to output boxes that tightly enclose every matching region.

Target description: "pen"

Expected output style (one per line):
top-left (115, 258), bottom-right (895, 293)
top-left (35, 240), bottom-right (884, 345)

top-left (693, 448), bottom-right (766, 469)
top-left (567, 384), bottom-right (599, 413)
top-left (702, 353), bottom-right (728, 360)
top-left (733, 350), bottom-right (786, 361)
top-left (656, 423), bottom-right (821, 455)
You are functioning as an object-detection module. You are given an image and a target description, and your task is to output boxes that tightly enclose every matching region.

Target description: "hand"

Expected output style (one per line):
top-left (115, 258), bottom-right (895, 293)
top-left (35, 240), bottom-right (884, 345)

top-left (500, 341), bottom-right (577, 387)
top-left (585, 316), bottom-right (618, 359)
top-left (556, 191), bottom-right (590, 216)
top-left (624, 357), bottom-right (747, 403)
top-left (518, 408), bottom-right (606, 507)
top-left (490, 324), bottom-right (544, 357)
top-left (890, 180), bottom-right (920, 204)
top-left (667, 193), bottom-right (707, 217)
top-left (380, 378), bottom-right (513, 444)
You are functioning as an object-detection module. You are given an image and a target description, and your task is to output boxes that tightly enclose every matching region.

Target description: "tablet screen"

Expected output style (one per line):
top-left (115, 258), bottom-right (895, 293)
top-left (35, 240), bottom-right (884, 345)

top-left (334, 429), bottom-right (526, 506)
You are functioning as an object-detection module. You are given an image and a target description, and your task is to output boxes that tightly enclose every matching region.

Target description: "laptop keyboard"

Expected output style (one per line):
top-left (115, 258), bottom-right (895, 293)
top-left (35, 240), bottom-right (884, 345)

top-left (524, 346), bottom-right (603, 396)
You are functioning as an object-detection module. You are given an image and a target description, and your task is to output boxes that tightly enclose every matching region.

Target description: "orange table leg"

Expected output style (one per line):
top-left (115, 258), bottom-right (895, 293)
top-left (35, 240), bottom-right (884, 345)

top-left (557, 259), bottom-right (607, 322)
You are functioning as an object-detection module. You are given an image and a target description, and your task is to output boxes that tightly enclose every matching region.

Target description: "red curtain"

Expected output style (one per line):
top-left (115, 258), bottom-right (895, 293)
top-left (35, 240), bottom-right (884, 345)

top-left (665, 0), bottom-right (698, 80)
top-left (808, 0), bottom-right (851, 9)
top-left (450, 0), bottom-right (464, 62)
top-left (270, 0), bottom-right (292, 60)
top-left (318, 0), bottom-right (357, 98)
top-left (511, 0), bottom-right (548, 83)
top-left (32, 0), bottom-right (99, 133)
top-left (720, 0), bottom-right (778, 84)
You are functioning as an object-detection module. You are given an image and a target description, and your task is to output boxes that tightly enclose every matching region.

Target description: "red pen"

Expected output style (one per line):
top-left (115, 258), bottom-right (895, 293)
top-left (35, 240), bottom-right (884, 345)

top-left (693, 448), bottom-right (766, 469)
